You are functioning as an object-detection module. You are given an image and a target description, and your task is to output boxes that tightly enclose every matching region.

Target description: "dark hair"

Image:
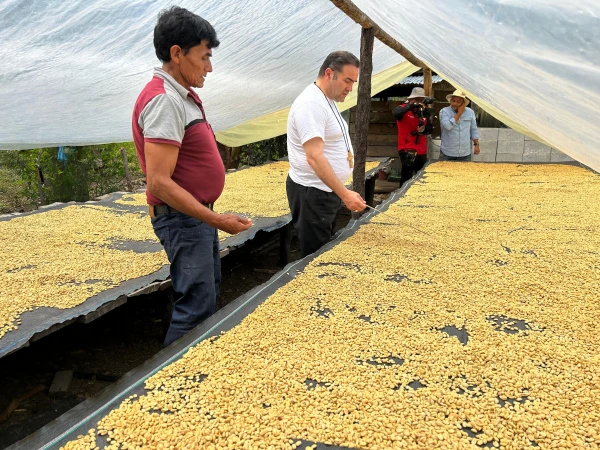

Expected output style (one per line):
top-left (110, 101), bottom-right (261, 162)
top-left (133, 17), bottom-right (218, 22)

top-left (318, 51), bottom-right (360, 78)
top-left (154, 6), bottom-right (220, 63)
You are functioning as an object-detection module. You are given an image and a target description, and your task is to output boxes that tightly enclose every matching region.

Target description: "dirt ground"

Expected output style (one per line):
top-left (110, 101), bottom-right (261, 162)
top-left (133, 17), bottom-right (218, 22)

top-left (0, 207), bottom-right (368, 448)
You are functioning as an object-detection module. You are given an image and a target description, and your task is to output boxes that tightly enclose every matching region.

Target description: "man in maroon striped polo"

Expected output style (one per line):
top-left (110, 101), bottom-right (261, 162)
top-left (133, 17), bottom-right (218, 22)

top-left (132, 6), bottom-right (252, 347)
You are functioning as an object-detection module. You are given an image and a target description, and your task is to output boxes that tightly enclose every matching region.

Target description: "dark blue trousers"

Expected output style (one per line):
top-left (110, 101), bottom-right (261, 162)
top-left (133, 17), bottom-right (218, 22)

top-left (439, 151), bottom-right (472, 161)
top-left (151, 212), bottom-right (220, 347)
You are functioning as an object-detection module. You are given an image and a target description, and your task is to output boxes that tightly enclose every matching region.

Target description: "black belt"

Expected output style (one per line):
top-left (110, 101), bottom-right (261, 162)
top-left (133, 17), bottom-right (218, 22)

top-left (150, 203), bottom-right (213, 217)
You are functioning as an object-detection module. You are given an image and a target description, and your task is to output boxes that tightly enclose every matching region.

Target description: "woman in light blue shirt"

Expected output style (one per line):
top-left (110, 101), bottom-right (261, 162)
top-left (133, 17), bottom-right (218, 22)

top-left (439, 90), bottom-right (480, 160)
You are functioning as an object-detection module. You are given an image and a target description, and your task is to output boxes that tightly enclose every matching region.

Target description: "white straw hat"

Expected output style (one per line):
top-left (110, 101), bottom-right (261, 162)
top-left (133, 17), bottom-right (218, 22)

top-left (446, 89), bottom-right (470, 106)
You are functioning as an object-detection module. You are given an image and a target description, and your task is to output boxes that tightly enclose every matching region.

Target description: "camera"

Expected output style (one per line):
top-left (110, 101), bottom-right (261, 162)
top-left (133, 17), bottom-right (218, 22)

top-left (410, 96), bottom-right (435, 117)
top-left (410, 97), bottom-right (436, 143)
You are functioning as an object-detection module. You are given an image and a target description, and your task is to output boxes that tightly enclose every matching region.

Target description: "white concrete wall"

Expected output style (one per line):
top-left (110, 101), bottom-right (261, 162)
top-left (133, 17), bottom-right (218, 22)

top-left (429, 128), bottom-right (575, 163)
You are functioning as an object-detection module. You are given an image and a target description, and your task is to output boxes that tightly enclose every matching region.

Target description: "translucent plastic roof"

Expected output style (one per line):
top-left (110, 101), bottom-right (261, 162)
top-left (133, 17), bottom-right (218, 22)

top-left (0, 0), bottom-right (411, 150)
top-left (355, 0), bottom-right (600, 171)
top-left (0, 0), bottom-right (598, 171)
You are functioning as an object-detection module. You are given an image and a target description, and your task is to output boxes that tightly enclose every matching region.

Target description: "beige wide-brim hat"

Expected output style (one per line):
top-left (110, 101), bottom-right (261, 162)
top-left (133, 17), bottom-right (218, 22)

top-left (446, 89), bottom-right (470, 106)
top-left (407, 87), bottom-right (426, 99)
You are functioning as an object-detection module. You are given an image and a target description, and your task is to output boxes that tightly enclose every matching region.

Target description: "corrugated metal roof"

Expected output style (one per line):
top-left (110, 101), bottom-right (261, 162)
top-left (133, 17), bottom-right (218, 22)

top-left (398, 75), bottom-right (443, 85)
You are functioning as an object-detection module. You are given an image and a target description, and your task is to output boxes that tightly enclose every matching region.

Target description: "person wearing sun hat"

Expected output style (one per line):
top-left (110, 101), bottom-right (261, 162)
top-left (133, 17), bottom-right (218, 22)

top-left (392, 86), bottom-right (433, 184)
top-left (439, 89), bottom-right (480, 161)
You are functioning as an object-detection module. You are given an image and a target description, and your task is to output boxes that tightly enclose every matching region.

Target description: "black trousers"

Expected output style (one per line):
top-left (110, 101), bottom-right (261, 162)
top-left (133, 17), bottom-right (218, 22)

top-left (399, 151), bottom-right (428, 185)
top-left (286, 176), bottom-right (342, 257)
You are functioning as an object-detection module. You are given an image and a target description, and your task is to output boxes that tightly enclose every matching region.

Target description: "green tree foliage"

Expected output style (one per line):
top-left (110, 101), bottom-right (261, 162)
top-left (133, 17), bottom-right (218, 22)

top-left (239, 135), bottom-right (287, 166)
top-left (0, 143), bottom-right (144, 214)
top-left (0, 166), bottom-right (28, 213)
top-left (0, 135), bottom-right (288, 214)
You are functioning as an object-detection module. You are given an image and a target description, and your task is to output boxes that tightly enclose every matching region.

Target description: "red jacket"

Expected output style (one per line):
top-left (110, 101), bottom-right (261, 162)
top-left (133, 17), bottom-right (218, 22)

top-left (394, 103), bottom-right (428, 155)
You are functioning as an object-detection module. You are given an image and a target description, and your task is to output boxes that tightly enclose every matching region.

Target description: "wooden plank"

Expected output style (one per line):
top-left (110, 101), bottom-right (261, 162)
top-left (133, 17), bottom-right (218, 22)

top-left (78, 296), bottom-right (127, 325)
top-left (351, 110), bottom-right (396, 123)
top-left (367, 146), bottom-right (398, 157)
top-left (436, 80), bottom-right (454, 90)
top-left (350, 122), bottom-right (397, 134)
top-left (30, 317), bottom-right (78, 343)
top-left (369, 101), bottom-right (399, 112)
top-left (128, 282), bottom-right (161, 298)
top-left (348, 101), bottom-right (401, 118)
top-left (375, 179), bottom-right (401, 193)
top-left (159, 279), bottom-right (173, 291)
top-left (368, 134), bottom-right (397, 146)
top-left (434, 90), bottom-right (453, 102)
top-left (366, 111), bottom-right (396, 124)
top-left (49, 371), bottom-right (73, 398)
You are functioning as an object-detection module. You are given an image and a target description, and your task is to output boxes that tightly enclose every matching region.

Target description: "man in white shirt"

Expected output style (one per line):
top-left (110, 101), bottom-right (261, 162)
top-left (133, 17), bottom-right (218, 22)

top-left (286, 51), bottom-right (367, 257)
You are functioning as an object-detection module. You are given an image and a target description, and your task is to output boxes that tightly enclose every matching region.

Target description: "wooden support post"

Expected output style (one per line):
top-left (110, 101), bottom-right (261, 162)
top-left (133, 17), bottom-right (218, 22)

top-left (423, 67), bottom-right (434, 158)
top-left (423, 67), bottom-right (433, 96)
top-left (120, 147), bottom-right (134, 192)
top-left (279, 223), bottom-right (292, 266)
top-left (217, 143), bottom-right (243, 170)
top-left (352, 26), bottom-right (374, 220)
top-left (330, 0), bottom-right (424, 68)
top-left (365, 176), bottom-right (376, 207)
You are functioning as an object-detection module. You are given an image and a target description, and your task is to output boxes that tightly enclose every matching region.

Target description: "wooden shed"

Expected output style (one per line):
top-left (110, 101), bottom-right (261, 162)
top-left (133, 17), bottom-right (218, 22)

top-left (348, 72), bottom-right (455, 163)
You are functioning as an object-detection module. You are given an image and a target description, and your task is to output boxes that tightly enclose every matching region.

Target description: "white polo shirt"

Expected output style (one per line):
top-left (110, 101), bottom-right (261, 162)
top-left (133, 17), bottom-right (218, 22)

top-left (287, 83), bottom-right (354, 192)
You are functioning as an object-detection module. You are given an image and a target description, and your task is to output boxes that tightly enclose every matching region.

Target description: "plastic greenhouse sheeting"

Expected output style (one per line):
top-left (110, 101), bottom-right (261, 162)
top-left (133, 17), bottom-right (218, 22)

top-left (354, 0), bottom-right (600, 172)
top-left (1, 1), bottom-right (599, 172)
top-left (216, 61), bottom-right (417, 147)
top-left (0, 0), bottom-right (415, 150)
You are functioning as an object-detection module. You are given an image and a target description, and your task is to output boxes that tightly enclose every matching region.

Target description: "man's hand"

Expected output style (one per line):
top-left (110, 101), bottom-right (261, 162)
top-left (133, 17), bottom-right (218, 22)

top-left (341, 189), bottom-right (367, 212)
top-left (417, 125), bottom-right (426, 133)
top-left (474, 144), bottom-right (481, 155)
top-left (216, 214), bottom-right (252, 235)
top-left (453, 100), bottom-right (467, 122)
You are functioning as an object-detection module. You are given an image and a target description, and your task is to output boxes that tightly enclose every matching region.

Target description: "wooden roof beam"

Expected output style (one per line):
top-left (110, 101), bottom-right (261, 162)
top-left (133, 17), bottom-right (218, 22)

top-left (330, 0), bottom-right (426, 69)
